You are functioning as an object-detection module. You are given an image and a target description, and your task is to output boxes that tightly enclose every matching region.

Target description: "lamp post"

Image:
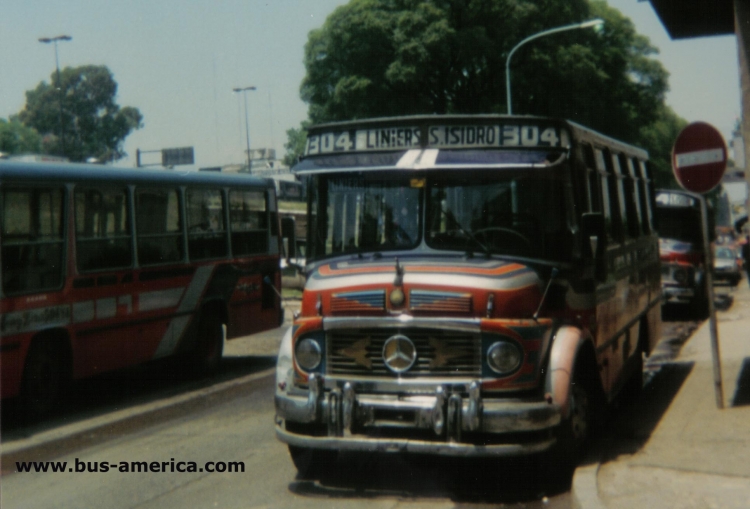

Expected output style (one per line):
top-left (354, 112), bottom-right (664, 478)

top-left (233, 86), bottom-right (256, 171)
top-left (505, 19), bottom-right (603, 115)
top-left (38, 35), bottom-right (72, 155)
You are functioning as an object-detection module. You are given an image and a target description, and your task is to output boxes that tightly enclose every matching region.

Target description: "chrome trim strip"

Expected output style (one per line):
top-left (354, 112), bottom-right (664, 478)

top-left (323, 316), bottom-right (481, 333)
top-left (275, 425), bottom-right (556, 457)
top-left (276, 390), bottom-right (561, 435)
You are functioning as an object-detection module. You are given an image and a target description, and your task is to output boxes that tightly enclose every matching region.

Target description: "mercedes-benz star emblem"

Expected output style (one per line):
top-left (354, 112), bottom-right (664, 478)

top-left (382, 335), bottom-right (417, 373)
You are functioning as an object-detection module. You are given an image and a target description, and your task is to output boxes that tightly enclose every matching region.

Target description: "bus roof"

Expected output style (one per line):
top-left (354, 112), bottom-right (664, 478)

top-left (295, 115), bottom-right (648, 175)
top-left (0, 161), bottom-right (275, 189)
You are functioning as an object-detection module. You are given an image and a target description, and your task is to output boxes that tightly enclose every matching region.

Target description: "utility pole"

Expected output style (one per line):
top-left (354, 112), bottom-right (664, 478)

top-left (38, 35), bottom-right (72, 156)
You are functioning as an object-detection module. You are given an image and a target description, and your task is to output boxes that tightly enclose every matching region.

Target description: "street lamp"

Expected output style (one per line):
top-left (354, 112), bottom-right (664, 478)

top-left (38, 35), bottom-right (72, 155)
top-left (505, 19), bottom-right (603, 115)
top-left (233, 86), bottom-right (256, 171)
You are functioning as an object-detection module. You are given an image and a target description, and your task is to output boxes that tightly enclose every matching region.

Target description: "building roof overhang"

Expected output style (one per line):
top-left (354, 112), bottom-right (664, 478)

top-left (648, 0), bottom-right (734, 39)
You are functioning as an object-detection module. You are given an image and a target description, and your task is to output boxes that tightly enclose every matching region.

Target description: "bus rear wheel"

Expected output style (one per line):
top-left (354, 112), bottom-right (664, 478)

top-left (187, 314), bottom-right (224, 377)
top-left (20, 339), bottom-right (69, 420)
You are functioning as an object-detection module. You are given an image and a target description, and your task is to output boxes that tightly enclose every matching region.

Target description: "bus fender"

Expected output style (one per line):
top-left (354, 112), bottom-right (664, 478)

top-left (544, 326), bottom-right (590, 419)
top-left (275, 326), bottom-right (294, 397)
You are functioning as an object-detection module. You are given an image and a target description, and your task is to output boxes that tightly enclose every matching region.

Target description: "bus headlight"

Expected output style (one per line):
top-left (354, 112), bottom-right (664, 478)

top-left (487, 341), bottom-right (522, 375)
top-left (295, 337), bottom-right (322, 371)
top-left (673, 268), bottom-right (687, 284)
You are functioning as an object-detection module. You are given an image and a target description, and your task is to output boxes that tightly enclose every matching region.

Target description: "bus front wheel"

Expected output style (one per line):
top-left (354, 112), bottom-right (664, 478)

top-left (540, 372), bottom-right (597, 486)
top-left (20, 339), bottom-right (69, 420)
top-left (288, 446), bottom-right (337, 480)
top-left (188, 314), bottom-right (224, 377)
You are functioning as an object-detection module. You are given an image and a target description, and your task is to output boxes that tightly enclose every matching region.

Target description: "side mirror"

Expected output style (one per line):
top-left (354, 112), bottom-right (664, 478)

top-left (581, 212), bottom-right (607, 280)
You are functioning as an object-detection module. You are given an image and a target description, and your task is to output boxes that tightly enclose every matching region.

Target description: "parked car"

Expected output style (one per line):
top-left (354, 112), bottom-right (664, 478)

top-left (713, 245), bottom-right (742, 286)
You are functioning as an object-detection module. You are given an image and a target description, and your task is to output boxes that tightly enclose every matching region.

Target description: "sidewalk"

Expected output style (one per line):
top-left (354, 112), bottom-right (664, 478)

top-left (573, 284), bottom-right (750, 508)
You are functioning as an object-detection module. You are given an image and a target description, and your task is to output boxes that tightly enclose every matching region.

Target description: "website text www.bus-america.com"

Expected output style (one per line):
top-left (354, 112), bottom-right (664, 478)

top-left (14, 458), bottom-right (245, 474)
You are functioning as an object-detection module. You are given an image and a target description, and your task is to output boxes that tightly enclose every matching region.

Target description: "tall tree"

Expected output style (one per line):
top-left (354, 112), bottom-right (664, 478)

top-left (0, 118), bottom-right (42, 156)
top-left (295, 0), bottom-right (684, 182)
top-left (17, 65), bottom-right (143, 162)
top-left (283, 121), bottom-right (311, 166)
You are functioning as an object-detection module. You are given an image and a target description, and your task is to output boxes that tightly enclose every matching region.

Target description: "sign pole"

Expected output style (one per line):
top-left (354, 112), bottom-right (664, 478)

top-left (671, 121), bottom-right (728, 409)
top-left (701, 198), bottom-right (724, 408)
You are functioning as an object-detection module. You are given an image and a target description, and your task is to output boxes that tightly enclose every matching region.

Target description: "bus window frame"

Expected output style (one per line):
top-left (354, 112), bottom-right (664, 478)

top-left (594, 147), bottom-right (621, 244)
top-left (1, 184), bottom-right (67, 296)
top-left (134, 185), bottom-right (185, 267)
top-left (185, 186), bottom-right (230, 262)
top-left (74, 184), bottom-right (134, 274)
top-left (637, 160), bottom-right (655, 234)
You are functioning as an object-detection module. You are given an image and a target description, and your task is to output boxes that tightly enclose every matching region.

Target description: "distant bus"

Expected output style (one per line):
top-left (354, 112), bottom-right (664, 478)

top-left (275, 115), bottom-right (662, 481)
top-left (276, 179), bottom-right (306, 203)
top-left (1, 162), bottom-right (283, 417)
top-left (655, 189), bottom-right (714, 315)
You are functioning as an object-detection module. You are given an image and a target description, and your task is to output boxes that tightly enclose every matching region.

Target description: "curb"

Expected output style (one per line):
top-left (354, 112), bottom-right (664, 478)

top-left (572, 462), bottom-right (607, 509)
top-left (1, 367), bottom-right (275, 473)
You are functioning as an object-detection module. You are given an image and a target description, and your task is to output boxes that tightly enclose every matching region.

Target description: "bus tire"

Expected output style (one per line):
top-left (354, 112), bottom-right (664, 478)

top-left (20, 338), bottom-right (69, 420)
top-left (541, 371), bottom-right (596, 486)
top-left (288, 446), bottom-right (337, 480)
top-left (188, 314), bottom-right (224, 377)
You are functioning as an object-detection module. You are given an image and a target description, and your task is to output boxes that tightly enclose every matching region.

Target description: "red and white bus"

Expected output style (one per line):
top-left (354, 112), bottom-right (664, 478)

top-left (1, 161), bottom-right (283, 417)
top-left (274, 115), bottom-right (662, 480)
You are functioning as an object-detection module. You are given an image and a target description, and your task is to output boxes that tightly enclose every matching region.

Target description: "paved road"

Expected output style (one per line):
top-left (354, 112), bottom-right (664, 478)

top-left (3, 373), bottom-right (575, 509)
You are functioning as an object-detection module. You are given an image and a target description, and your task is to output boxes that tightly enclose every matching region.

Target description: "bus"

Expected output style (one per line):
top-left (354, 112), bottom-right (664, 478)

top-left (274, 115), bottom-right (662, 480)
top-left (1, 162), bottom-right (283, 417)
top-left (655, 189), bottom-right (714, 315)
top-left (275, 177), bottom-right (308, 288)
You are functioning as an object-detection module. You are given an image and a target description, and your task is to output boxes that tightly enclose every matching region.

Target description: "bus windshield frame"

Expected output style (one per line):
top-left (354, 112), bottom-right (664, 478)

top-left (307, 159), bottom-right (574, 263)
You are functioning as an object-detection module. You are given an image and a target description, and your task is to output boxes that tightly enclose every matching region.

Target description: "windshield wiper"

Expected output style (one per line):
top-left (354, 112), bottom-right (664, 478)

top-left (440, 205), bottom-right (490, 257)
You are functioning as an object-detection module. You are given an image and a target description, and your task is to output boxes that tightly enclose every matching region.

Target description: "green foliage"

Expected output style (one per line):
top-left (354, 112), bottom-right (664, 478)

top-left (16, 65), bottom-right (143, 162)
top-left (291, 0), bottom-right (687, 183)
top-left (0, 118), bottom-right (42, 155)
top-left (637, 103), bottom-right (688, 189)
top-left (283, 121), bottom-right (311, 166)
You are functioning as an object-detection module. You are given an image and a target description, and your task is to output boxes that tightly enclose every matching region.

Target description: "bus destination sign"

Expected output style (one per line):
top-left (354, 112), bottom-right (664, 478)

top-left (305, 123), bottom-right (569, 156)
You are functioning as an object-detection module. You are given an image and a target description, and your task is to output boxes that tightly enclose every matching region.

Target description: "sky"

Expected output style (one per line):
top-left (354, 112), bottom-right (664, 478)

top-left (0, 0), bottom-right (741, 169)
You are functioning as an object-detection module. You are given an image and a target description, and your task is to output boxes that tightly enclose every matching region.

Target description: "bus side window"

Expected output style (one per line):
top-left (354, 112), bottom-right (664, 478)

top-left (1, 187), bottom-right (65, 294)
top-left (637, 160), bottom-right (654, 234)
top-left (186, 188), bottom-right (228, 260)
top-left (619, 154), bottom-right (642, 238)
top-left (75, 187), bottom-right (132, 272)
top-left (609, 152), bottom-right (630, 240)
top-left (595, 148), bottom-right (618, 244)
top-left (229, 189), bottom-right (268, 255)
top-left (135, 188), bottom-right (183, 266)
top-left (583, 144), bottom-right (601, 213)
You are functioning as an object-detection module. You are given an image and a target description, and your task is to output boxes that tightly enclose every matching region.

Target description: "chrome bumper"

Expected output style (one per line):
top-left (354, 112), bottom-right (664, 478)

top-left (275, 374), bottom-right (561, 457)
top-left (662, 285), bottom-right (695, 301)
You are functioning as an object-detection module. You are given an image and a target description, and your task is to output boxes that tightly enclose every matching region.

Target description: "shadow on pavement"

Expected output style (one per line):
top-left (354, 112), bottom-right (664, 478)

top-left (1, 353), bottom-right (276, 440)
top-left (289, 453), bottom-right (565, 505)
top-left (591, 361), bottom-right (694, 463)
top-left (731, 357), bottom-right (750, 407)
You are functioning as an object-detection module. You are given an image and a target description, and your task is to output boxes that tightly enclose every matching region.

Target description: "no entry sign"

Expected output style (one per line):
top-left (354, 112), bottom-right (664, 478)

top-left (672, 122), bottom-right (727, 194)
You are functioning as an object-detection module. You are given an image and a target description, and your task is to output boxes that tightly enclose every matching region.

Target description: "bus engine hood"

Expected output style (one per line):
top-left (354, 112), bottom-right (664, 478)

top-left (299, 258), bottom-right (545, 319)
top-left (659, 238), bottom-right (702, 266)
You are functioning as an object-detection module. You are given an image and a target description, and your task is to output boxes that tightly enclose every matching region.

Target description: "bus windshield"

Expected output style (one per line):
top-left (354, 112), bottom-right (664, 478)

top-left (426, 169), bottom-right (570, 259)
top-left (308, 165), bottom-right (572, 262)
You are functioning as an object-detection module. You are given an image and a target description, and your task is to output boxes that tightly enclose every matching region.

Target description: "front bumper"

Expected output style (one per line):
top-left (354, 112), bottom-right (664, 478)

top-left (275, 374), bottom-right (561, 457)
top-left (662, 285), bottom-right (696, 302)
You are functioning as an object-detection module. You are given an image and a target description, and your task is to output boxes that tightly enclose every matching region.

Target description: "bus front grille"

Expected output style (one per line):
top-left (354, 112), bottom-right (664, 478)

top-left (327, 328), bottom-right (481, 377)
